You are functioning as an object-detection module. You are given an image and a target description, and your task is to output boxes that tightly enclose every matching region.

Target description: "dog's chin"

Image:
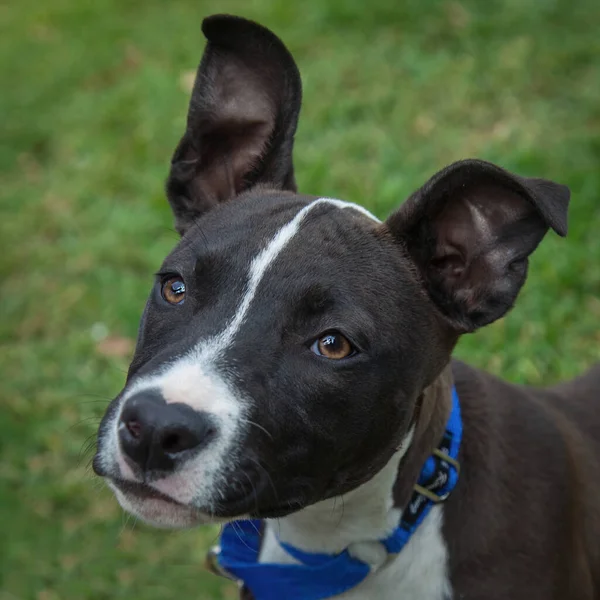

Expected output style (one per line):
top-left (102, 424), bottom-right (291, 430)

top-left (106, 475), bottom-right (310, 527)
top-left (108, 482), bottom-right (219, 529)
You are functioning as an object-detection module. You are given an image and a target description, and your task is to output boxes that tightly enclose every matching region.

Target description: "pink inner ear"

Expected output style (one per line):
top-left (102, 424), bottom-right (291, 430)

top-left (428, 186), bottom-right (542, 315)
top-left (431, 249), bottom-right (465, 279)
top-left (431, 196), bottom-right (478, 280)
top-left (187, 56), bottom-right (279, 202)
top-left (192, 120), bottom-right (274, 203)
top-left (432, 186), bottom-right (536, 265)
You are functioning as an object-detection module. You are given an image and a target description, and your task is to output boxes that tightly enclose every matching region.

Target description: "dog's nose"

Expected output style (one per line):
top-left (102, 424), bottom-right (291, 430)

top-left (118, 389), bottom-right (216, 473)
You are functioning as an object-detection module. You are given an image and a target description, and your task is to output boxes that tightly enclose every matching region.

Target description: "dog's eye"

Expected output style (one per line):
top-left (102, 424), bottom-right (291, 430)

top-left (161, 276), bottom-right (186, 305)
top-left (311, 332), bottom-right (355, 360)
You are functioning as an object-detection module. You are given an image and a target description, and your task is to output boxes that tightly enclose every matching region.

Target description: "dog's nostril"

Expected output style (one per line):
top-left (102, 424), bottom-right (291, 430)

top-left (125, 420), bottom-right (143, 439)
top-left (159, 425), bottom-right (208, 455)
top-left (162, 431), bottom-right (183, 453)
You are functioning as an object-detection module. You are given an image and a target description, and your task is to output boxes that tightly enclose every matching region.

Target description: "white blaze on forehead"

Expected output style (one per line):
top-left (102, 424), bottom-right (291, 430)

top-left (191, 197), bottom-right (381, 362)
top-left (121, 197), bottom-right (379, 404)
top-left (124, 197), bottom-right (379, 389)
top-left (105, 197), bottom-right (381, 509)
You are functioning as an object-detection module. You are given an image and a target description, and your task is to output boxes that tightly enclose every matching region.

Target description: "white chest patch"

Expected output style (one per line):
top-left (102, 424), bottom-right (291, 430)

top-left (258, 431), bottom-right (452, 600)
top-left (259, 506), bottom-right (451, 600)
top-left (343, 506), bottom-right (451, 600)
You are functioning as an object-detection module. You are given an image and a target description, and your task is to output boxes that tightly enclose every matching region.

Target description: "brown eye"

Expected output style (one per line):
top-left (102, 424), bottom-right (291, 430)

top-left (311, 332), bottom-right (354, 360)
top-left (161, 276), bottom-right (186, 305)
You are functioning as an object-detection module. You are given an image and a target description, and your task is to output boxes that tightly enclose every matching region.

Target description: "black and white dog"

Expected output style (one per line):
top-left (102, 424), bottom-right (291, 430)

top-left (94, 15), bottom-right (600, 600)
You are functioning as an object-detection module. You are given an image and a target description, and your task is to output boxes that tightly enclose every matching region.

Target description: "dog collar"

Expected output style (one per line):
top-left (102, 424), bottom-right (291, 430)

top-left (206, 387), bottom-right (462, 600)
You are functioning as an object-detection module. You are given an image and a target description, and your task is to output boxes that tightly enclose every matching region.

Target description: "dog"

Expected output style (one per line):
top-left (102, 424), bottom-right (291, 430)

top-left (93, 14), bottom-right (600, 600)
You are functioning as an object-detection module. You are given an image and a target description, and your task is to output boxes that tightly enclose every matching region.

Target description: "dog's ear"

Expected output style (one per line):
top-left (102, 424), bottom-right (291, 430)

top-left (386, 159), bottom-right (570, 332)
top-left (166, 15), bottom-right (302, 234)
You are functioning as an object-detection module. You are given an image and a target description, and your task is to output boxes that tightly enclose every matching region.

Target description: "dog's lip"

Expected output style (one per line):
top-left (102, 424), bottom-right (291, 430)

top-left (112, 477), bottom-right (302, 520)
top-left (110, 477), bottom-right (186, 506)
top-left (92, 453), bottom-right (108, 477)
top-left (98, 458), bottom-right (310, 519)
top-left (111, 475), bottom-right (292, 519)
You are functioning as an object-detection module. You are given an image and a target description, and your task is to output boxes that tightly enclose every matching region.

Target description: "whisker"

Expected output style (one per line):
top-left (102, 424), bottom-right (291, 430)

top-left (66, 416), bottom-right (102, 435)
top-left (119, 510), bottom-right (132, 537)
top-left (230, 520), bottom-right (255, 552)
top-left (241, 469), bottom-right (260, 516)
top-left (240, 418), bottom-right (274, 441)
top-left (336, 494), bottom-right (346, 530)
top-left (76, 393), bottom-right (114, 403)
top-left (78, 433), bottom-right (99, 465)
top-left (245, 455), bottom-right (279, 506)
top-left (248, 519), bottom-right (262, 536)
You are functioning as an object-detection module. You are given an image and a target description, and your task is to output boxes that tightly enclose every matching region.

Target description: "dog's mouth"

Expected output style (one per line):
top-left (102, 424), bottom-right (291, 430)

top-left (110, 478), bottom-right (185, 505)
top-left (95, 450), bottom-right (312, 524)
top-left (105, 470), bottom-right (308, 524)
top-left (94, 457), bottom-right (191, 508)
top-left (105, 478), bottom-right (210, 528)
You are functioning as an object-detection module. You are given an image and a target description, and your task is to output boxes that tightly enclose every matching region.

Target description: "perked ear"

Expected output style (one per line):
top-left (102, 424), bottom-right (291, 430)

top-left (387, 159), bottom-right (570, 332)
top-left (166, 15), bottom-right (302, 234)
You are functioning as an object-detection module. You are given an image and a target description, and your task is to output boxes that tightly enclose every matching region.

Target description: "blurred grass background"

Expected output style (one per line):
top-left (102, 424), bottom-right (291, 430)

top-left (1, 0), bottom-right (599, 598)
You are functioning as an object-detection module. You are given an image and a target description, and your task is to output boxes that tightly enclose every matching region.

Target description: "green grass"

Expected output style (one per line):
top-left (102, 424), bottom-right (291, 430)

top-left (2, 0), bottom-right (599, 598)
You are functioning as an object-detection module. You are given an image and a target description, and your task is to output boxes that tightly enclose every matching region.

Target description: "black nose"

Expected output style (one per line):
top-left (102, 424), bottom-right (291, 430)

top-left (118, 389), bottom-right (216, 473)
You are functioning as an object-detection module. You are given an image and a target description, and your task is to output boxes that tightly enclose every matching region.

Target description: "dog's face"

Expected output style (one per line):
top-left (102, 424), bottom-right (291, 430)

top-left (93, 15), bottom-right (569, 528)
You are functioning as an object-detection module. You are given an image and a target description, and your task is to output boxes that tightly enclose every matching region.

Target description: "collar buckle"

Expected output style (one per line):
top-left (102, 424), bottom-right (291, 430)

top-left (412, 483), bottom-right (450, 503)
top-left (412, 448), bottom-right (461, 504)
top-left (432, 447), bottom-right (461, 473)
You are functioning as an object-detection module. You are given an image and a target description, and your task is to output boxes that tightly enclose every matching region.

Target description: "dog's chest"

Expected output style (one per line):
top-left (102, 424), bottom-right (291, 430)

top-left (258, 506), bottom-right (452, 600)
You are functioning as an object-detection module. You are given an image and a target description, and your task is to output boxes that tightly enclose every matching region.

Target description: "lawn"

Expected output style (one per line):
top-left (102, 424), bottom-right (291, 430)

top-left (1, 0), bottom-right (599, 598)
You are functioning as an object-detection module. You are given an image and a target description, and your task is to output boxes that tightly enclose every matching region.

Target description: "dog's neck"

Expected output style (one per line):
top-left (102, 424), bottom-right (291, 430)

top-left (259, 366), bottom-right (453, 566)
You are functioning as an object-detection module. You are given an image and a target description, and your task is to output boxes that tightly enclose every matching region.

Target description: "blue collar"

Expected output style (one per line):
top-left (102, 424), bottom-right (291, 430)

top-left (207, 387), bottom-right (462, 600)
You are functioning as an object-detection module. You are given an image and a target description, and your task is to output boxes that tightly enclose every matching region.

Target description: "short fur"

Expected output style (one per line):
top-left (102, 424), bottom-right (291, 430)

top-left (93, 14), bottom-right (600, 599)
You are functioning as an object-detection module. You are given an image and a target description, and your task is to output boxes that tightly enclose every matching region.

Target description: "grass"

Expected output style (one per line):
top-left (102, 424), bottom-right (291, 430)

top-left (1, 0), bottom-right (599, 598)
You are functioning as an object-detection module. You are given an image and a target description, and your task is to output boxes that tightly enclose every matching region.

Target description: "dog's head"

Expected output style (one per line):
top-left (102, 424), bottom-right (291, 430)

top-left (93, 15), bottom-right (570, 528)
